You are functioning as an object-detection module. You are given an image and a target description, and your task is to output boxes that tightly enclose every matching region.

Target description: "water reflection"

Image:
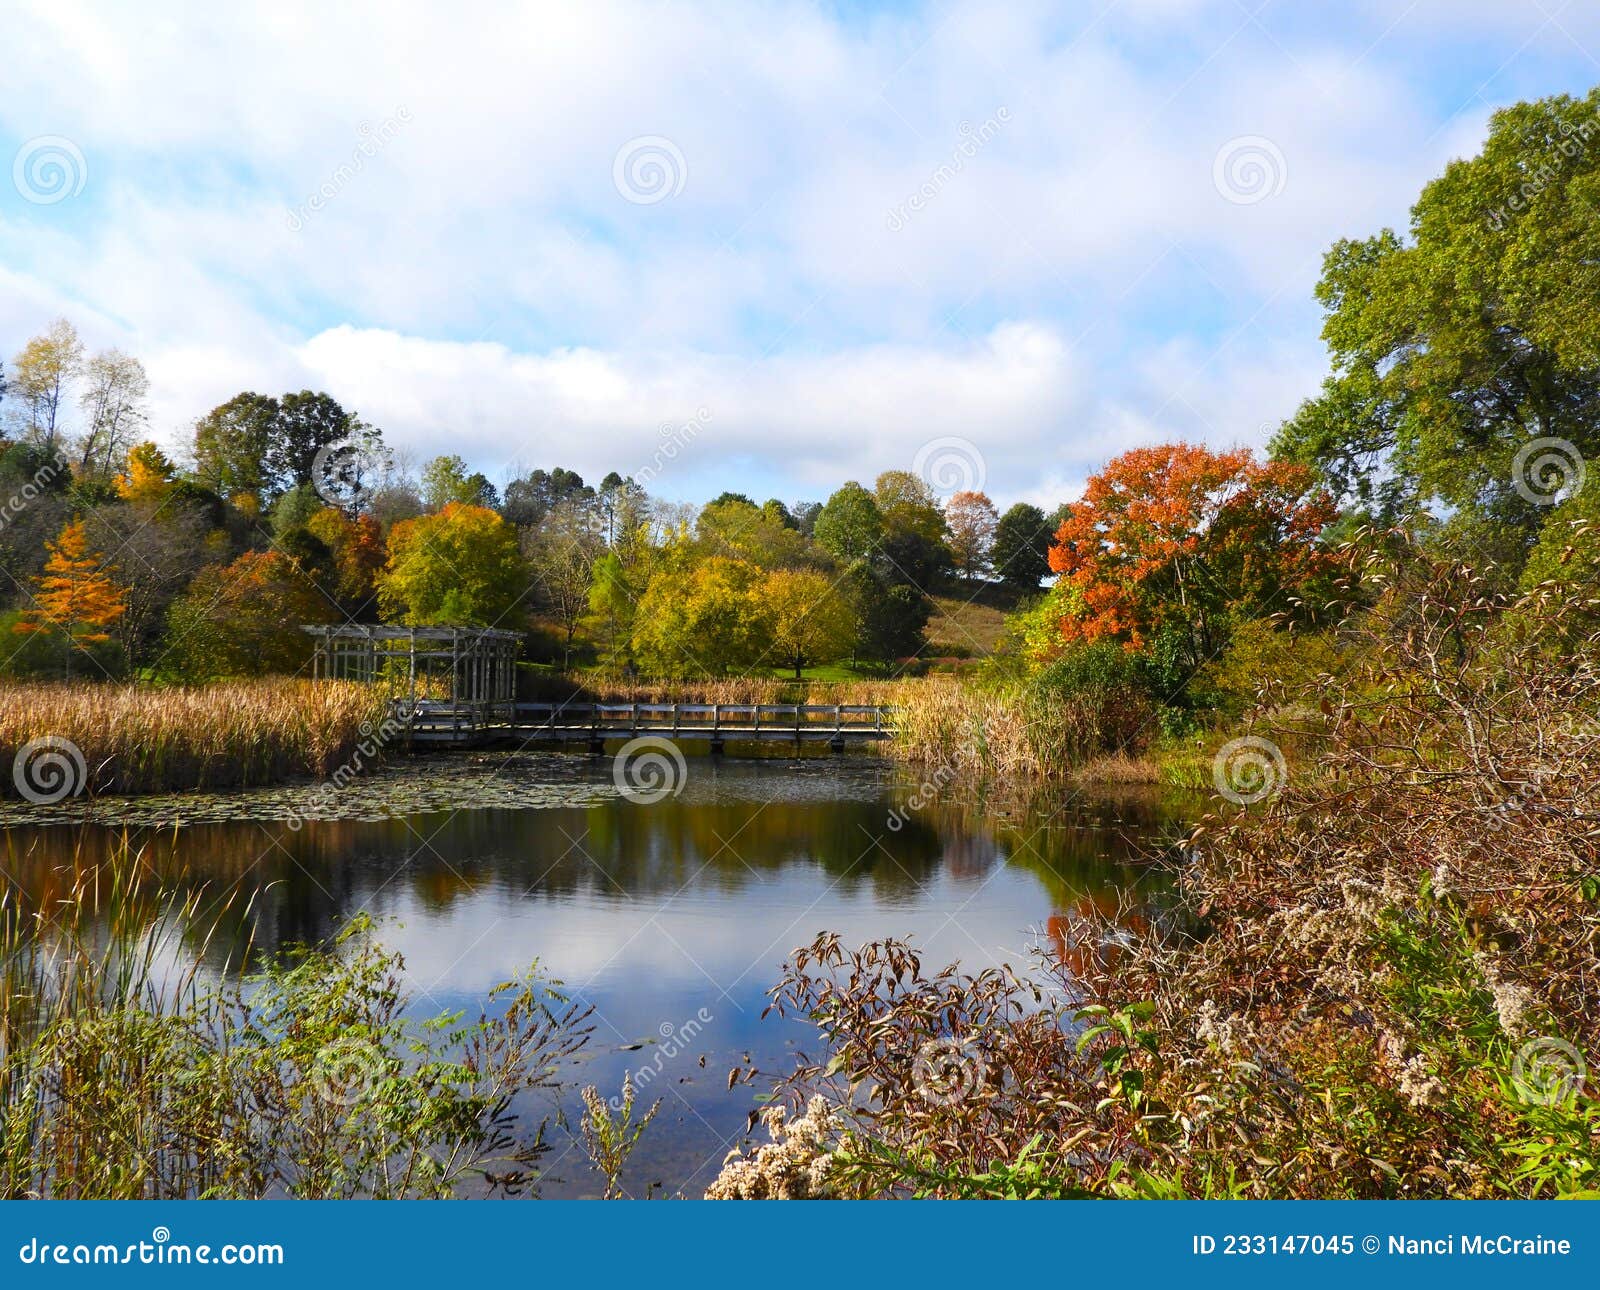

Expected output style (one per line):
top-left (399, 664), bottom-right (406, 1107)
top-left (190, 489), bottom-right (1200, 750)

top-left (0, 756), bottom-right (1191, 1197)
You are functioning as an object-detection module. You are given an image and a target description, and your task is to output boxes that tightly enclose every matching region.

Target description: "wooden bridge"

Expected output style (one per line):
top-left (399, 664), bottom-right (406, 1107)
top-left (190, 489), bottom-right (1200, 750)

top-left (396, 700), bottom-right (897, 751)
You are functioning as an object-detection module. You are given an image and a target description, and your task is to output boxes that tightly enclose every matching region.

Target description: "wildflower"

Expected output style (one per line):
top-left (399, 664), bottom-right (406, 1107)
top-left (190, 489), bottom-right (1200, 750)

top-left (1397, 1056), bottom-right (1446, 1109)
top-left (1340, 877), bottom-right (1386, 923)
top-left (1473, 951), bottom-right (1537, 1037)
top-left (1194, 1000), bottom-right (1239, 1054)
top-left (706, 1096), bottom-right (840, 1199)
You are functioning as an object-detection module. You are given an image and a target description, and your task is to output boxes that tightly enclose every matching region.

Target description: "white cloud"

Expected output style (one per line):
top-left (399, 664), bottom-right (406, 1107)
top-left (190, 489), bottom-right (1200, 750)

top-left (1, 0), bottom-right (1594, 506)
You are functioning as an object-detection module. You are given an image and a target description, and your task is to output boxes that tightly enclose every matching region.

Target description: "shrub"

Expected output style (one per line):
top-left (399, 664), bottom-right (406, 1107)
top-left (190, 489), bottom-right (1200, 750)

top-left (741, 546), bottom-right (1600, 1198)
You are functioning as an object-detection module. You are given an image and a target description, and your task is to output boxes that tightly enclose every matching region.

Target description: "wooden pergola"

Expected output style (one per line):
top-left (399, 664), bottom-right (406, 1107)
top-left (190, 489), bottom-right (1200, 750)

top-left (302, 625), bottom-right (521, 728)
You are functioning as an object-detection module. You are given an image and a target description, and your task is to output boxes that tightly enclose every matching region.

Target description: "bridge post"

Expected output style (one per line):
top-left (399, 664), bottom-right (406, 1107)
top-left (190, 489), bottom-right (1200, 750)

top-left (709, 702), bottom-right (724, 756)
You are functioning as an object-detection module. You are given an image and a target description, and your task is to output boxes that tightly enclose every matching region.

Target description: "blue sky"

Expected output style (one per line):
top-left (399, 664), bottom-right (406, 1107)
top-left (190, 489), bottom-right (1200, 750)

top-left (3, 0), bottom-right (1600, 510)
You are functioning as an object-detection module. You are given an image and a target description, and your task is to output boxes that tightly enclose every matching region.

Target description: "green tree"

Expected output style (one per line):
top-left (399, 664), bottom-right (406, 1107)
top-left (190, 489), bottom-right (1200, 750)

top-left (524, 498), bottom-right (605, 667)
top-left (503, 467), bottom-right (592, 526)
top-left (192, 392), bottom-right (280, 503)
top-left (163, 550), bottom-right (331, 678)
top-left (377, 503), bottom-right (527, 626)
top-left (422, 454), bottom-right (498, 511)
top-left (695, 497), bottom-right (814, 569)
top-left (991, 502), bottom-right (1054, 590)
top-left (269, 391), bottom-right (354, 493)
top-left (844, 564), bottom-right (929, 666)
top-left (1273, 89), bottom-right (1600, 556)
top-left (813, 482), bottom-right (883, 563)
top-left (874, 471), bottom-right (947, 546)
top-left (8, 318), bottom-right (82, 455)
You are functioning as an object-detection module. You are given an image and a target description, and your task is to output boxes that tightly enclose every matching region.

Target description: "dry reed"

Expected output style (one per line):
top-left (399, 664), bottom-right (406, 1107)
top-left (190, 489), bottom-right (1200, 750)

top-left (0, 679), bottom-right (389, 797)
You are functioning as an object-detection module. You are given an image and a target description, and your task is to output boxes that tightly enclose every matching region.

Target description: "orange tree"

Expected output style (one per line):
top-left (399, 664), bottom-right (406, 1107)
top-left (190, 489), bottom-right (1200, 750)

top-left (1048, 443), bottom-right (1338, 683)
top-left (16, 517), bottom-right (128, 675)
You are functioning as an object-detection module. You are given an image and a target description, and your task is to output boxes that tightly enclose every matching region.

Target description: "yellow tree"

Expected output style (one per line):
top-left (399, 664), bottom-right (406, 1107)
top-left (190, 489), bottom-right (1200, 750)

top-left (761, 569), bottom-right (857, 678)
top-left (116, 440), bottom-right (178, 505)
top-left (377, 502), bottom-right (526, 626)
top-left (17, 516), bottom-right (128, 674)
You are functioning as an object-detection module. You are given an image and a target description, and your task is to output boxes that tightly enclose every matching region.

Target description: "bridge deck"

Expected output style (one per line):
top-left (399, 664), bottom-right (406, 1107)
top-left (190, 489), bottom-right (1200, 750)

top-left (396, 701), bottom-right (897, 746)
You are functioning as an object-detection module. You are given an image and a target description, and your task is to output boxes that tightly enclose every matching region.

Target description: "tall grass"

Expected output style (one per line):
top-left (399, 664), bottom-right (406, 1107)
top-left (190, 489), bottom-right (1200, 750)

top-left (0, 679), bottom-right (389, 797)
top-left (886, 673), bottom-right (1155, 781)
top-left (0, 841), bottom-right (590, 1198)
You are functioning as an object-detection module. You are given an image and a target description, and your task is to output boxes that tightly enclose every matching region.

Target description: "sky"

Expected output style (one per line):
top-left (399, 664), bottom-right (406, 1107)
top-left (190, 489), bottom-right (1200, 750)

top-left (3, 0), bottom-right (1600, 512)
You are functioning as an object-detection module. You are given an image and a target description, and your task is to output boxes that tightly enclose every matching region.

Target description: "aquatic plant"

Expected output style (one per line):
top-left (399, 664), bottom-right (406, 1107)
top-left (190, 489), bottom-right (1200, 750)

top-left (0, 679), bottom-right (389, 797)
top-left (0, 843), bottom-right (591, 1198)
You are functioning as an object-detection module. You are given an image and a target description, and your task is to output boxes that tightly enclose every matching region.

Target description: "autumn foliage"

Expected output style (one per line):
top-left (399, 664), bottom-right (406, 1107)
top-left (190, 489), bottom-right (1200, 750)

top-left (1047, 444), bottom-right (1337, 669)
top-left (17, 517), bottom-right (128, 657)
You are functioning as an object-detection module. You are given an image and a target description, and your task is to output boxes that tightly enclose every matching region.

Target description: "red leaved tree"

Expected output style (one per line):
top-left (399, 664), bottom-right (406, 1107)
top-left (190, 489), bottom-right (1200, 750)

top-left (1048, 443), bottom-right (1337, 673)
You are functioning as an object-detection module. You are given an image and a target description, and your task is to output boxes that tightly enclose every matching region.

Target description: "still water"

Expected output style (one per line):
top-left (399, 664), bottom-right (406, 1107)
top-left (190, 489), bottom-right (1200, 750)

top-left (2, 751), bottom-right (1190, 1197)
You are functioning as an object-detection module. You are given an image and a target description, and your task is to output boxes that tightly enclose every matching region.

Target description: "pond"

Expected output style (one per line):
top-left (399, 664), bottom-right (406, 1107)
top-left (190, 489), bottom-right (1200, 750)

top-left (0, 750), bottom-right (1193, 1198)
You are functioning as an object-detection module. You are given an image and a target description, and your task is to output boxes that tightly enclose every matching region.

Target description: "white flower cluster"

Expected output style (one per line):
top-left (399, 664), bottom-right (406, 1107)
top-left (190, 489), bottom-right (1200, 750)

top-left (705, 1097), bottom-right (840, 1199)
top-left (1473, 950), bottom-right (1538, 1038)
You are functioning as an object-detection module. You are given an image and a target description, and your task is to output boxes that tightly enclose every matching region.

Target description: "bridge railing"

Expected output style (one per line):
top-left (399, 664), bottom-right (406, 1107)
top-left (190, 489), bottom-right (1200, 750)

top-left (503, 702), bottom-right (893, 732)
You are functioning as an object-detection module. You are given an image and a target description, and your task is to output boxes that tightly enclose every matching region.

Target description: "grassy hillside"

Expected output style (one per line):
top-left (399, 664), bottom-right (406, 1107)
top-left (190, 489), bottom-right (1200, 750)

top-left (925, 581), bottom-right (1027, 657)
